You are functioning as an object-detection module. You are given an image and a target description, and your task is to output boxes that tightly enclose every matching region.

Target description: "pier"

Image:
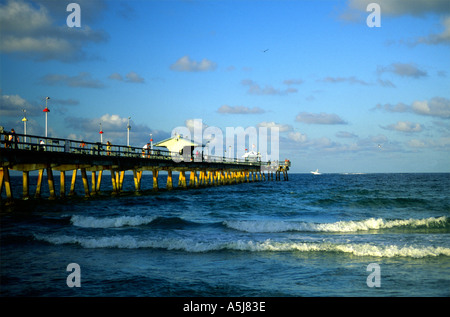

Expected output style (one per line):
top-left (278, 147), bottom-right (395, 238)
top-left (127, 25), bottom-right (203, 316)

top-left (0, 132), bottom-right (290, 204)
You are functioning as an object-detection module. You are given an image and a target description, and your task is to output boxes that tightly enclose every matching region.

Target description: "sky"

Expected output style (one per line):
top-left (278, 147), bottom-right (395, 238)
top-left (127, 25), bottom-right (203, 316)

top-left (1, 0), bottom-right (449, 173)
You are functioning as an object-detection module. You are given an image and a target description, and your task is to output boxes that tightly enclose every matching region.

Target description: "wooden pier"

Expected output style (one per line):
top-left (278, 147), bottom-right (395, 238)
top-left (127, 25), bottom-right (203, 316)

top-left (0, 132), bottom-right (290, 204)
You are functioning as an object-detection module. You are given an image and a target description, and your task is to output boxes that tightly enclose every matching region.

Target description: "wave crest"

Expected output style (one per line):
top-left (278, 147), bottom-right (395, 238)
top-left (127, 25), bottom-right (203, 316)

top-left (70, 215), bottom-right (157, 228)
top-left (224, 216), bottom-right (448, 233)
top-left (33, 234), bottom-right (450, 258)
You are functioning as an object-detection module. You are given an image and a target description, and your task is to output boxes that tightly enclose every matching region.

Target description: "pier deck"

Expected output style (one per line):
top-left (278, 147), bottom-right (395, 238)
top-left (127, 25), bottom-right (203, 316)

top-left (1, 132), bottom-right (290, 203)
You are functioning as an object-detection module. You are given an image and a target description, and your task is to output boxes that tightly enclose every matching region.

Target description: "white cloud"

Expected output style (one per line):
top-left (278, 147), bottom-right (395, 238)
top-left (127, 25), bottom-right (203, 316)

top-left (257, 121), bottom-right (293, 132)
top-left (411, 97), bottom-right (450, 118)
top-left (0, 0), bottom-right (108, 62)
top-left (65, 113), bottom-right (168, 145)
top-left (339, 0), bottom-right (450, 46)
top-left (288, 131), bottom-right (307, 143)
top-left (170, 56), bottom-right (217, 72)
top-left (218, 105), bottom-right (265, 114)
top-left (108, 73), bottom-right (123, 81)
top-left (356, 0), bottom-right (449, 15)
top-left (109, 71), bottom-right (145, 83)
top-left (184, 118), bottom-right (208, 131)
top-left (320, 76), bottom-right (370, 86)
top-left (373, 97), bottom-right (450, 119)
top-left (241, 79), bottom-right (297, 95)
top-left (377, 79), bottom-right (396, 88)
top-left (407, 137), bottom-right (450, 149)
top-left (377, 63), bottom-right (427, 78)
top-left (381, 121), bottom-right (423, 132)
top-left (40, 72), bottom-right (105, 88)
top-left (283, 79), bottom-right (304, 86)
top-left (407, 139), bottom-right (427, 148)
top-left (295, 112), bottom-right (348, 125)
top-left (336, 131), bottom-right (358, 138)
top-left (0, 92), bottom-right (32, 116)
top-left (415, 15), bottom-right (450, 45)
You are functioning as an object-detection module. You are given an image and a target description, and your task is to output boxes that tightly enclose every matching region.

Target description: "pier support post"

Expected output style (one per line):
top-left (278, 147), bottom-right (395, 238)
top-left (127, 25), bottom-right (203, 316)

top-left (152, 169), bottom-right (159, 190)
top-left (198, 171), bottom-right (204, 186)
top-left (97, 170), bottom-right (103, 192)
top-left (2, 167), bottom-right (13, 203)
top-left (167, 169), bottom-right (173, 190)
top-left (69, 169), bottom-right (77, 196)
top-left (115, 171), bottom-right (120, 192)
top-left (47, 167), bottom-right (56, 200)
top-left (23, 171), bottom-right (30, 200)
top-left (178, 171), bottom-right (187, 188)
top-left (35, 169), bottom-right (44, 198)
top-left (80, 168), bottom-right (90, 197)
top-left (91, 171), bottom-right (97, 195)
top-left (119, 171), bottom-right (125, 191)
top-left (111, 170), bottom-right (118, 194)
top-left (133, 170), bottom-right (141, 192)
top-left (0, 168), bottom-right (3, 201)
top-left (189, 171), bottom-right (196, 188)
top-left (60, 171), bottom-right (66, 198)
top-left (207, 171), bottom-right (213, 185)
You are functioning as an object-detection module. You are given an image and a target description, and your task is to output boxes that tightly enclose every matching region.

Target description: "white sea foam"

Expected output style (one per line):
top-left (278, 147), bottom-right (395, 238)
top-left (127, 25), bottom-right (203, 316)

top-left (34, 234), bottom-right (450, 258)
top-left (70, 215), bottom-right (157, 228)
top-left (224, 216), bottom-right (448, 233)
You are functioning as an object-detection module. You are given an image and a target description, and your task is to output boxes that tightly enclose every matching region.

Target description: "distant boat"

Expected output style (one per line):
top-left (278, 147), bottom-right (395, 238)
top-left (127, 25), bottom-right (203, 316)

top-left (310, 169), bottom-right (321, 175)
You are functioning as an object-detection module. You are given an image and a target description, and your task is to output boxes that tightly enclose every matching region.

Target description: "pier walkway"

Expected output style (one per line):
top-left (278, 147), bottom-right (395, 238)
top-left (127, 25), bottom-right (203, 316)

top-left (0, 132), bottom-right (290, 203)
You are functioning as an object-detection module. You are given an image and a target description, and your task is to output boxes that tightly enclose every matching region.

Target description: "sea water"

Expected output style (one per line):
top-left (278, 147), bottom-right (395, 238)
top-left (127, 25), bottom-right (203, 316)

top-left (1, 173), bottom-right (449, 297)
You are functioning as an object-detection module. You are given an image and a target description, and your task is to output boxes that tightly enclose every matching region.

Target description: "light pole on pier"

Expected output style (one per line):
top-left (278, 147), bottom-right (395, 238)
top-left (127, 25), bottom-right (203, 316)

top-left (22, 109), bottom-right (28, 143)
top-left (127, 117), bottom-right (131, 147)
top-left (43, 97), bottom-right (50, 137)
top-left (99, 122), bottom-right (103, 143)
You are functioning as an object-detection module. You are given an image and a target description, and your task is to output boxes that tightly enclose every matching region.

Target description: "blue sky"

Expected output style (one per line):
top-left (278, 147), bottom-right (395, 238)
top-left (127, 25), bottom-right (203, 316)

top-left (1, 0), bottom-right (450, 173)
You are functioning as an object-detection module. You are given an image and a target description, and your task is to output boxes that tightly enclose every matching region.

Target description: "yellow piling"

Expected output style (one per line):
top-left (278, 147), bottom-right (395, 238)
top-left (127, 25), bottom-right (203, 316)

top-left (111, 170), bottom-right (118, 194)
top-left (167, 169), bottom-right (173, 190)
top-left (97, 170), bottom-right (103, 192)
top-left (0, 168), bottom-right (3, 200)
top-left (179, 171), bottom-right (187, 188)
top-left (35, 169), bottom-right (44, 198)
top-left (69, 169), bottom-right (77, 196)
top-left (189, 171), bottom-right (196, 188)
top-left (80, 168), bottom-right (90, 197)
top-left (152, 169), bottom-right (159, 190)
top-left (119, 171), bottom-right (125, 191)
top-left (23, 171), bottom-right (30, 200)
top-left (133, 170), bottom-right (141, 191)
top-left (60, 171), bottom-right (66, 198)
top-left (47, 167), bottom-right (56, 200)
top-left (2, 167), bottom-right (13, 202)
top-left (91, 171), bottom-right (96, 195)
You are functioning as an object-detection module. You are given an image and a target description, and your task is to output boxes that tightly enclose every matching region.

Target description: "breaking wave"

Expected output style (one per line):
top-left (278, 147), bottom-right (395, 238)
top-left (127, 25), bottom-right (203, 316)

top-left (70, 215), bottom-right (158, 228)
top-left (224, 216), bottom-right (448, 233)
top-left (33, 234), bottom-right (450, 258)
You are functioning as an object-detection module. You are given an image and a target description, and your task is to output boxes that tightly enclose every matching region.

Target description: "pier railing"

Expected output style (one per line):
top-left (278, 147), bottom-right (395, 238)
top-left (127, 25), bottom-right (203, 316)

top-left (0, 131), bottom-right (276, 168)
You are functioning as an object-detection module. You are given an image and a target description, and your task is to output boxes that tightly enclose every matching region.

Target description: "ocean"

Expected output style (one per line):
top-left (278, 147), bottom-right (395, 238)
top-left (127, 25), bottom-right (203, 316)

top-left (1, 173), bottom-right (449, 301)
